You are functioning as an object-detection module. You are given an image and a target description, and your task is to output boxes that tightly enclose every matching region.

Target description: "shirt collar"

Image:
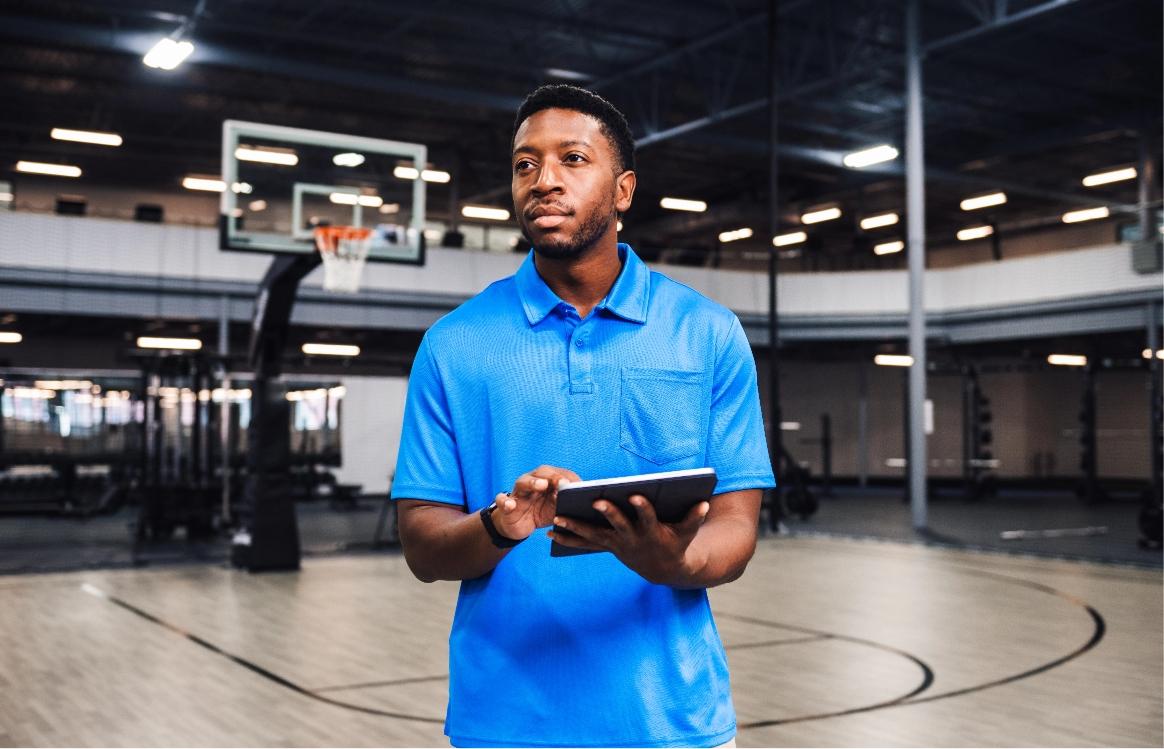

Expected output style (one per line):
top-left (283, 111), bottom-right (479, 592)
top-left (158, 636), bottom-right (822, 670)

top-left (515, 243), bottom-right (650, 327)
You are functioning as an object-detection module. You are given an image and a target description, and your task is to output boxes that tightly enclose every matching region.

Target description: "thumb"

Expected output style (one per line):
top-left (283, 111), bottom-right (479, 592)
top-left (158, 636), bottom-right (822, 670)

top-left (678, 501), bottom-right (710, 535)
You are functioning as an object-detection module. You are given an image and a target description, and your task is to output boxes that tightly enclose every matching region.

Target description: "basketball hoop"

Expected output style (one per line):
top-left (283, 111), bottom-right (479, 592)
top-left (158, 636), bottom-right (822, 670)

top-left (314, 225), bottom-right (372, 293)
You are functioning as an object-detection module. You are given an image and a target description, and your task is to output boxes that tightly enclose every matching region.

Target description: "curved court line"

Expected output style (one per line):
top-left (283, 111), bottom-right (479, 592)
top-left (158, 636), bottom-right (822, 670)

top-left (717, 612), bottom-right (936, 729)
top-left (80, 584), bottom-right (446, 724)
top-left (732, 563), bottom-right (1107, 729)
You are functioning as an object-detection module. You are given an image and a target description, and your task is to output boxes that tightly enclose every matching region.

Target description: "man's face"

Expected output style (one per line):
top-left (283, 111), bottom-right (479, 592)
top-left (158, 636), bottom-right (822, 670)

top-left (511, 108), bottom-right (635, 260)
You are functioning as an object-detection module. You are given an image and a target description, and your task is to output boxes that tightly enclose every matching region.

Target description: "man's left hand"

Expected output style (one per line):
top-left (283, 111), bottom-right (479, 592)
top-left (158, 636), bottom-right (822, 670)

top-left (549, 495), bottom-right (710, 586)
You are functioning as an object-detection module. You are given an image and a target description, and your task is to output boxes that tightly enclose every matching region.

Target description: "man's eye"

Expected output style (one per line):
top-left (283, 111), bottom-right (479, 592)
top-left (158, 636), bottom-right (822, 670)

top-left (564, 153), bottom-right (585, 163)
top-left (514, 160), bottom-right (534, 172)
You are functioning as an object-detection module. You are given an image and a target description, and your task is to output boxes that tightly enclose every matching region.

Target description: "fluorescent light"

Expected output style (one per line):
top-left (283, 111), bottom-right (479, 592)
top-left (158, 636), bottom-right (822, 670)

top-left (874, 240), bottom-right (904, 255)
top-left (780, 421), bottom-right (801, 431)
top-left (379, 203), bottom-right (400, 214)
top-left (860, 212), bottom-right (899, 230)
top-left (50, 128), bottom-right (122, 147)
top-left (960, 192), bottom-right (1007, 211)
top-left (1062, 206), bottom-right (1109, 224)
top-left (333, 152), bottom-right (365, 167)
top-left (235, 146), bottom-right (298, 166)
top-left (772, 231), bottom-right (807, 247)
top-left (843, 144), bottom-right (898, 168)
top-left (302, 343), bottom-right (360, 357)
top-left (16, 161), bottom-right (81, 178)
top-left (957, 225), bottom-right (994, 241)
top-left (231, 182), bottom-right (252, 194)
top-left (660, 197), bottom-right (707, 212)
top-left (0, 192), bottom-right (12, 201)
top-left (329, 192), bottom-right (382, 207)
top-left (801, 206), bottom-right (841, 224)
top-left (874, 354), bottom-right (913, 367)
top-left (545, 67), bottom-right (592, 81)
top-left (248, 199), bottom-right (267, 212)
top-left (143, 38), bottom-right (194, 70)
top-left (718, 227), bottom-right (753, 243)
top-left (183, 176), bottom-right (224, 192)
top-left (0, 332), bottom-right (22, 344)
top-left (461, 205), bottom-right (511, 221)
top-left (1047, 354), bottom-right (1087, 367)
top-left (137, 336), bottom-right (202, 350)
top-left (1083, 167), bottom-right (1136, 187)
top-left (1142, 348), bottom-right (1164, 360)
top-left (393, 165), bottom-right (451, 183)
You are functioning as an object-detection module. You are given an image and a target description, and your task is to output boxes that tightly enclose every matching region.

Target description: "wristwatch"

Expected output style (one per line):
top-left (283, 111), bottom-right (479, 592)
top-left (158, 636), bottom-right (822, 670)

top-left (480, 501), bottom-right (523, 548)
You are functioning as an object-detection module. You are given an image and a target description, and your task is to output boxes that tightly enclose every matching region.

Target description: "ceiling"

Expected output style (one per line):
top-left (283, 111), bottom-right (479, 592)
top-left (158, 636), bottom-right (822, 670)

top-left (0, 0), bottom-right (1159, 265)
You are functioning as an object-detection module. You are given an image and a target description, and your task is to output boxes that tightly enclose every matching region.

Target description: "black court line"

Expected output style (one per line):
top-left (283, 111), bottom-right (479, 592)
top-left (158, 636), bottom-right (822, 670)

top-left (732, 564), bottom-right (1107, 729)
top-left (725, 635), bottom-right (831, 651)
top-left (718, 613), bottom-right (936, 729)
top-left (314, 673), bottom-right (449, 693)
top-left (79, 584), bottom-right (444, 724)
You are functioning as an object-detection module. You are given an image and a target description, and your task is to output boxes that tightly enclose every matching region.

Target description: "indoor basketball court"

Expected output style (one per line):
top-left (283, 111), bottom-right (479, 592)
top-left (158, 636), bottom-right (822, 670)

top-left (0, 1), bottom-right (1161, 747)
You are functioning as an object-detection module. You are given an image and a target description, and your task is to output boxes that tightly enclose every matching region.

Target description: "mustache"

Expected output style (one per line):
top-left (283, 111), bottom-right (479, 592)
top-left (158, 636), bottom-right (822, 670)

top-left (524, 202), bottom-right (573, 219)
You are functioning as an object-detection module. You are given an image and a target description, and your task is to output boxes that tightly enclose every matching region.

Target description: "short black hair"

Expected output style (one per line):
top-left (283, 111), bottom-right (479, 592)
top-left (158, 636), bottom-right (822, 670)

top-left (512, 84), bottom-right (636, 173)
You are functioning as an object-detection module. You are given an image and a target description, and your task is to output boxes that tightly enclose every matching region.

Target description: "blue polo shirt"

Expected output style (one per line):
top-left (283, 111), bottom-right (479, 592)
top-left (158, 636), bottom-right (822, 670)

top-left (392, 244), bottom-right (775, 748)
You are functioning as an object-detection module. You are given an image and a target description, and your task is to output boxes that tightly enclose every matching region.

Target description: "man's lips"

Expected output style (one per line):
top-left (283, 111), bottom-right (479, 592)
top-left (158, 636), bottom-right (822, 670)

top-left (527, 205), bottom-right (571, 230)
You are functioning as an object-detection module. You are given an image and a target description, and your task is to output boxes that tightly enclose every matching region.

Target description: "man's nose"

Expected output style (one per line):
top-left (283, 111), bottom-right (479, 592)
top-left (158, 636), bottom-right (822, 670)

top-left (531, 162), bottom-right (564, 194)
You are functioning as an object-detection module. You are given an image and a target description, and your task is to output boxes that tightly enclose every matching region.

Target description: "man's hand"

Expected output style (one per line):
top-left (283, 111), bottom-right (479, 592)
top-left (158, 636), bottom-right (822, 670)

top-left (491, 465), bottom-right (581, 541)
top-left (549, 495), bottom-right (711, 586)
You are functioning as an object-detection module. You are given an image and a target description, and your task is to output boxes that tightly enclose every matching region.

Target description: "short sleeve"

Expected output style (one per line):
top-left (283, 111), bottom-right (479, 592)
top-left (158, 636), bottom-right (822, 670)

top-left (706, 316), bottom-right (777, 494)
top-left (390, 333), bottom-right (467, 507)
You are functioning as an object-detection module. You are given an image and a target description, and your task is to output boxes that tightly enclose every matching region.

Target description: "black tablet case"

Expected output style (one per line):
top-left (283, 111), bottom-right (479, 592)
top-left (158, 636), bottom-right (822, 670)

top-left (549, 468), bottom-right (718, 557)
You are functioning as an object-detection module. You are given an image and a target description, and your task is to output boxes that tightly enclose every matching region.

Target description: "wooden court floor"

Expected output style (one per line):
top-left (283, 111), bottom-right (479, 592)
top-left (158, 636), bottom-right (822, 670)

top-left (0, 536), bottom-right (1159, 747)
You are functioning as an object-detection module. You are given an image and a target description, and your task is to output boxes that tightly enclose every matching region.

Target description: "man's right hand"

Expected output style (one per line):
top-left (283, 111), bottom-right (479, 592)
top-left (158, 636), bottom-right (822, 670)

top-left (492, 465), bottom-right (581, 541)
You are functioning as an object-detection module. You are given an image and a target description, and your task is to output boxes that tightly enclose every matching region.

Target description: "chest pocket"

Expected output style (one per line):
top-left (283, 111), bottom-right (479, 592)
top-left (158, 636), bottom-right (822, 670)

top-left (620, 368), bottom-right (708, 465)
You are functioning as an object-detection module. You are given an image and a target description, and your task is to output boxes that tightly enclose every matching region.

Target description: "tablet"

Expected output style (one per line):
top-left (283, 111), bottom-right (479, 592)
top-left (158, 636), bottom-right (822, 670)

top-left (550, 467), bottom-right (718, 557)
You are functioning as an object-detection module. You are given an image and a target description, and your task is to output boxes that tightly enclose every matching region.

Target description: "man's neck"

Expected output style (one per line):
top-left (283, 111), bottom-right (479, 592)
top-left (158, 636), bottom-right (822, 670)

top-left (534, 239), bottom-right (623, 320)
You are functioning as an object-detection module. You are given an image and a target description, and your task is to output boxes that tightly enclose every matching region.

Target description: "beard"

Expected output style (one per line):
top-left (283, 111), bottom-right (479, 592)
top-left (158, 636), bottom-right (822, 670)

top-left (522, 201), bottom-right (616, 261)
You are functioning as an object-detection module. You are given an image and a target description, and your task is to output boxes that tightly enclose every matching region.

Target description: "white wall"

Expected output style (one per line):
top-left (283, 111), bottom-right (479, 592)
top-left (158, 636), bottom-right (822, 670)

top-left (334, 375), bottom-right (408, 495)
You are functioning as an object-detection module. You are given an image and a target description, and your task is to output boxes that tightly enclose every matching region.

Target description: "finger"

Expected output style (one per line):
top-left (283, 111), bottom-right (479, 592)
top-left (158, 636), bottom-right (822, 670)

top-left (592, 500), bottom-right (634, 536)
top-left (676, 501), bottom-right (711, 536)
top-left (547, 530), bottom-right (604, 552)
top-left (512, 473), bottom-right (551, 498)
top-left (553, 516), bottom-right (610, 546)
top-left (628, 494), bottom-right (658, 530)
top-left (495, 492), bottom-right (517, 512)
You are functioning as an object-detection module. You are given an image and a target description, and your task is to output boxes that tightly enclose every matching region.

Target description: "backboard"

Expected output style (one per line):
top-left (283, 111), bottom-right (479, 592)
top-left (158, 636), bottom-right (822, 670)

top-left (219, 120), bottom-right (426, 264)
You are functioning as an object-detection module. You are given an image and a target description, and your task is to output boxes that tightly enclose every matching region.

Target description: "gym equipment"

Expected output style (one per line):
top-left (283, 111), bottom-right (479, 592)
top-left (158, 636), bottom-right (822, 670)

top-left (962, 367), bottom-right (998, 501)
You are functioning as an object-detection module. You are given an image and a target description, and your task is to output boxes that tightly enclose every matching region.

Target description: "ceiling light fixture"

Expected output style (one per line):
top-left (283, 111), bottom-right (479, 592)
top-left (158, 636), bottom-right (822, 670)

top-left (333, 152), bottom-right (365, 167)
top-left (16, 161), bottom-right (81, 178)
top-left (1082, 167), bottom-right (1137, 187)
top-left (860, 212), bottom-right (899, 230)
top-left (659, 197), bottom-right (708, 212)
top-left (143, 38), bottom-right (194, 70)
top-left (957, 225), bottom-right (994, 241)
top-left (873, 240), bottom-right (904, 255)
top-left (960, 192), bottom-right (1007, 211)
top-left (0, 332), bottom-right (22, 344)
top-left (235, 146), bottom-right (298, 166)
top-left (1062, 206), bottom-right (1109, 224)
top-left (50, 128), bottom-right (123, 147)
top-left (137, 336), bottom-right (202, 350)
top-left (461, 205), bottom-right (510, 221)
top-left (1047, 354), bottom-right (1087, 367)
top-left (772, 231), bottom-right (807, 247)
top-left (302, 343), bottom-right (360, 357)
top-left (801, 206), bottom-right (842, 224)
top-left (718, 227), bottom-right (753, 243)
top-left (843, 144), bottom-right (898, 168)
top-left (874, 354), bottom-right (913, 367)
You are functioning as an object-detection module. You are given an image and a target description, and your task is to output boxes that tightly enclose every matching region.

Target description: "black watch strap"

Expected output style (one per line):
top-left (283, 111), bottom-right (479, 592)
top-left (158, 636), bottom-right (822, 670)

top-left (480, 502), bottom-right (523, 548)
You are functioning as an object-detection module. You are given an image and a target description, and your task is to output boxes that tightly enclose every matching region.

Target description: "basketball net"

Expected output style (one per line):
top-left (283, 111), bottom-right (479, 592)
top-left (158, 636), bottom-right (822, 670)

top-left (313, 226), bottom-right (372, 294)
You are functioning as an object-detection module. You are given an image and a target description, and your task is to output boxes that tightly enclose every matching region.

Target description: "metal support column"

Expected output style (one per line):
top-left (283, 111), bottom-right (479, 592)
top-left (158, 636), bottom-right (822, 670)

top-left (905, 0), bottom-right (928, 529)
top-left (1148, 302), bottom-right (1161, 496)
top-left (766, 0), bottom-right (784, 530)
top-left (1140, 133), bottom-right (1156, 242)
top-left (857, 362), bottom-right (869, 488)
top-left (218, 294), bottom-right (231, 523)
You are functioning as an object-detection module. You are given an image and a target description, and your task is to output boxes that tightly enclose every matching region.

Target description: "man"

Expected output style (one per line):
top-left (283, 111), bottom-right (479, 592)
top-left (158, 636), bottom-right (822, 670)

top-left (392, 84), bottom-right (775, 748)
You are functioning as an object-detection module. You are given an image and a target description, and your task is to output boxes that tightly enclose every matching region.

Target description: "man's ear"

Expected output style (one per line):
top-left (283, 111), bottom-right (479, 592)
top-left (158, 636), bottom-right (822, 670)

top-left (615, 170), bottom-right (636, 214)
